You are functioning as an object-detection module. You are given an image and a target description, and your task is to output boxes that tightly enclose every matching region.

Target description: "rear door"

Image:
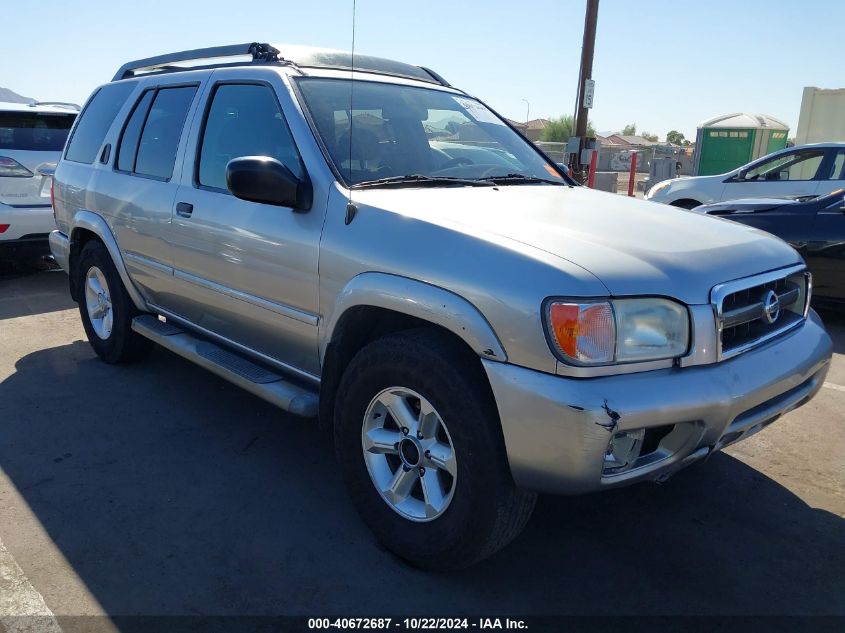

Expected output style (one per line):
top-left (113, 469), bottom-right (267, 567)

top-left (0, 108), bottom-right (75, 208)
top-left (94, 75), bottom-right (204, 307)
top-left (721, 147), bottom-right (826, 201)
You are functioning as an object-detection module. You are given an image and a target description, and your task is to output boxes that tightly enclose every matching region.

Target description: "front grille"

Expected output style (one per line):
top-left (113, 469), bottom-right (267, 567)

top-left (712, 267), bottom-right (810, 360)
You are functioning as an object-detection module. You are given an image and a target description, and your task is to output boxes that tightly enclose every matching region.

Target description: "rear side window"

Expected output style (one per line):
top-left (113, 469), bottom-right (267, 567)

top-left (198, 83), bottom-right (303, 190)
top-left (65, 82), bottom-right (136, 164)
top-left (117, 86), bottom-right (197, 180)
top-left (0, 112), bottom-right (76, 151)
top-left (826, 150), bottom-right (845, 181)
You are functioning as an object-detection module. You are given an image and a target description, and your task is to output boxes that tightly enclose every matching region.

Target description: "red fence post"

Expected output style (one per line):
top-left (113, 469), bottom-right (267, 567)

top-left (587, 149), bottom-right (598, 188)
top-left (627, 151), bottom-right (638, 197)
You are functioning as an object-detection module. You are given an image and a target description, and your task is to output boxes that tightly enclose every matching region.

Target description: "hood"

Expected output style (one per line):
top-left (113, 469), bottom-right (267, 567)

top-left (352, 185), bottom-right (802, 305)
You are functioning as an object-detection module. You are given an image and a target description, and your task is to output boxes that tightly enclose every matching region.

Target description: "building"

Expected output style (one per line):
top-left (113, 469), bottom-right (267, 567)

top-left (604, 134), bottom-right (660, 147)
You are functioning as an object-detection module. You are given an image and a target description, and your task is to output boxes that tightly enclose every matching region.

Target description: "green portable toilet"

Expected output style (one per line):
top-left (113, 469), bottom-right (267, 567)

top-left (693, 113), bottom-right (789, 176)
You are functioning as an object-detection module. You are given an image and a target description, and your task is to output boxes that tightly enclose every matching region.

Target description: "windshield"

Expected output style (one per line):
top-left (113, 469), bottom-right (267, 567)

top-left (296, 78), bottom-right (564, 187)
top-left (0, 112), bottom-right (76, 151)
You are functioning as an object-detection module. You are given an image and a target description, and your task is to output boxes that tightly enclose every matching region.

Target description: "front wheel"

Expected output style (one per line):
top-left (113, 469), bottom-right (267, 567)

top-left (76, 240), bottom-right (154, 364)
top-left (334, 328), bottom-right (536, 570)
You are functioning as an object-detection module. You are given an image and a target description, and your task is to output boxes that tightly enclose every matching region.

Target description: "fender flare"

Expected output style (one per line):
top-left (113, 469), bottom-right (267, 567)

top-left (321, 272), bottom-right (507, 363)
top-left (70, 210), bottom-right (148, 312)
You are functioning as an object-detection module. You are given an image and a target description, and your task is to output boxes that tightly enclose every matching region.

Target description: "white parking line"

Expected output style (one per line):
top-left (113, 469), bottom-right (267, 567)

top-left (0, 537), bottom-right (62, 633)
top-left (823, 382), bottom-right (845, 393)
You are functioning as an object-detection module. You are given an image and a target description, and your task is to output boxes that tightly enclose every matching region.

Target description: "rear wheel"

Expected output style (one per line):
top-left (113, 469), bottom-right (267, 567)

top-left (76, 240), bottom-right (153, 364)
top-left (334, 328), bottom-right (536, 570)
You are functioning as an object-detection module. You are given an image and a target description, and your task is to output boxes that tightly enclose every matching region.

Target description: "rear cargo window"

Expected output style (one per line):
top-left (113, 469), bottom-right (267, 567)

top-left (0, 112), bottom-right (75, 151)
top-left (65, 82), bottom-right (136, 164)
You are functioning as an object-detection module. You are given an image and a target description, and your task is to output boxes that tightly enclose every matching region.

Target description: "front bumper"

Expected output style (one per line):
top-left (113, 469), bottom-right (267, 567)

top-left (484, 311), bottom-right (832, 494)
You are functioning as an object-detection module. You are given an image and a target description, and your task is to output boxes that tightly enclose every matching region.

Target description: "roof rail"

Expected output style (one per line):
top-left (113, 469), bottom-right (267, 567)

top-left (28, 101), bottom-right (81, 111)
top-left (418, 67), bottom-right (451, 87)
top-left (112, 42), bottom-right (281, 81)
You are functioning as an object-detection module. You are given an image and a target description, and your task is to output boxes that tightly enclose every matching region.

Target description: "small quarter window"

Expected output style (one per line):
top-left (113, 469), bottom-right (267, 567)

top-left (198, 83), bottom-right (304, 191)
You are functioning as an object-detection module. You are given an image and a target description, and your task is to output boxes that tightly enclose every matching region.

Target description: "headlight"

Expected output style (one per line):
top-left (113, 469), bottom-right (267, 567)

top-left (545, 298), bottom-right (689, 365)
top-left (646, 180), bottom-right (672, 199)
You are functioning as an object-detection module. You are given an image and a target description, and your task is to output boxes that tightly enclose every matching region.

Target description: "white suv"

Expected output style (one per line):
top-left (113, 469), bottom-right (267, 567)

top-left (0, 101), bottom-right (78, 259)
top-left (646, 143), bottom-right (845, 209)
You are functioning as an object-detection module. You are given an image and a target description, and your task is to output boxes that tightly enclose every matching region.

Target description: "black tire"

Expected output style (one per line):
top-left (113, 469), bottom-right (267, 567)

top-left (671, 199), bottom-right (701, 210)
top-left (76, 239), bottom-right (154, 364)
top-left (334, 328), bottom-right (536, 571)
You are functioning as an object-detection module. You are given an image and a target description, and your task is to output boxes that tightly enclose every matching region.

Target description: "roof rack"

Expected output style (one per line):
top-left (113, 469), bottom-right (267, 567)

top-left (112, 42), bottom-right (281, 81)
top-left (110, 41), bottom-right (452, 88)
top-left (28, 101), bottom-right (81, 111)
top-left (279, 46), bottom-right (450, 86)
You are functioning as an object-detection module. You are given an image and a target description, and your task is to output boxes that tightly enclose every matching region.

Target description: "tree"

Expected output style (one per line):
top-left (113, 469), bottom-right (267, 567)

top-left (621, 123), bottom-right (637, 136)
top-left (666, 130), bottom-right (686, 145)
top-left (641, 131), bottom-right (659, 142)
top-left (539, 115), bottom-right (596, 142)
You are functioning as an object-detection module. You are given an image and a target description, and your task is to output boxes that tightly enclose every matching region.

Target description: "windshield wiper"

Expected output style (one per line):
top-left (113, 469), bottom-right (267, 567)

top-left (352, 174), bottom-right (495, 189)
top-left (486, 173), bottom-right (566, 185)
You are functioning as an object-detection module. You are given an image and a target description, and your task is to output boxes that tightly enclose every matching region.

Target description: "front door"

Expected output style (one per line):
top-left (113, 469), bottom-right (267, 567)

top-left (167, 75), bottom-right (324, 376)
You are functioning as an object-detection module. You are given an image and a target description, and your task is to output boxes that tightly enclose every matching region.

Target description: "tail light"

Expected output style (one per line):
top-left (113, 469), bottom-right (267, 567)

top-left (0, 224), bottom-right (10, 234)
top-left (0, 157), bottom-right (34, 178)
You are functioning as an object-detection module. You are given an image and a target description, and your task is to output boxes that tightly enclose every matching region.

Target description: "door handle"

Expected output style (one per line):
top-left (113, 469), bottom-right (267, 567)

top-left (175, 202), bottom-right (194, 218)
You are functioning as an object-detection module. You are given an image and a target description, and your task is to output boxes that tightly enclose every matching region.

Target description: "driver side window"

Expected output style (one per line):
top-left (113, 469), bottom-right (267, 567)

top-left (197, 83), bottom-right (303, 191)
top-left (743, 150), bottom-right (825, 182)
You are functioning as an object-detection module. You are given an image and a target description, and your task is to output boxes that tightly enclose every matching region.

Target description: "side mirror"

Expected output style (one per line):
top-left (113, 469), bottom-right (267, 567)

top-left (736, 168), bottom-right (748, 181)
top-left (226, 156), bottom-right (311, 210)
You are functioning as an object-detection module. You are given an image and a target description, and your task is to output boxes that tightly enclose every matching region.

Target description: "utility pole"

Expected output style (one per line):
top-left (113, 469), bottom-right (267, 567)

top-left (571, 0), bottom-right (599, 181)
top-left (575, 0), bottom-right (599, 139)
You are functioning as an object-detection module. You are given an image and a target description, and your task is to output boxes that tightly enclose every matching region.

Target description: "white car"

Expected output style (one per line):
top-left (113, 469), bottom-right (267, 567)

top-left (0, 101), bottom-right (78, 260)
top-left (646, 143), bottom-right (845, 209)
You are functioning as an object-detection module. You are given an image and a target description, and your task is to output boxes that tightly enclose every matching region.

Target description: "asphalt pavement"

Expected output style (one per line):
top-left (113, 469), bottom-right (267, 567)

top-left (0, 268), bottom-right (843, 626)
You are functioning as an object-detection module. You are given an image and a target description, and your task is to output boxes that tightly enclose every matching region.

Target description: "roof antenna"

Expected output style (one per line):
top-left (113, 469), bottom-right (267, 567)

top-left (345, 0), bottom-right (358, 225)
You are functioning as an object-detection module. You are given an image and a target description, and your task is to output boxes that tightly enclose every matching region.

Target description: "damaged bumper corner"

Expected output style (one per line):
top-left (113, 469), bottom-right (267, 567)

top-left (482, 311), bottom-right (832, 495)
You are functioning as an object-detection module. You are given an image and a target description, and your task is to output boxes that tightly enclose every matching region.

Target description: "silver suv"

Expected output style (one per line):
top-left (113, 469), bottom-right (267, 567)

top-left (50, 43), bottom-right (833, 570)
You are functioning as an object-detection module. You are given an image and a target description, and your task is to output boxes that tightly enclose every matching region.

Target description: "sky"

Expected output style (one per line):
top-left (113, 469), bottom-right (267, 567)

top-left (3, 0), bottom-right (842, 141)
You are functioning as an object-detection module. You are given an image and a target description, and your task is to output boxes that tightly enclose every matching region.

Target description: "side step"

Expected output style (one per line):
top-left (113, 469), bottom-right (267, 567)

top-left (131, 315), bottom-right (318, 417)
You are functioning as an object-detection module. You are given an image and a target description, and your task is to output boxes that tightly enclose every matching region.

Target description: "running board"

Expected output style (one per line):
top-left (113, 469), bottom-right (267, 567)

top-left (131, 315), bottom-right (318, 417)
